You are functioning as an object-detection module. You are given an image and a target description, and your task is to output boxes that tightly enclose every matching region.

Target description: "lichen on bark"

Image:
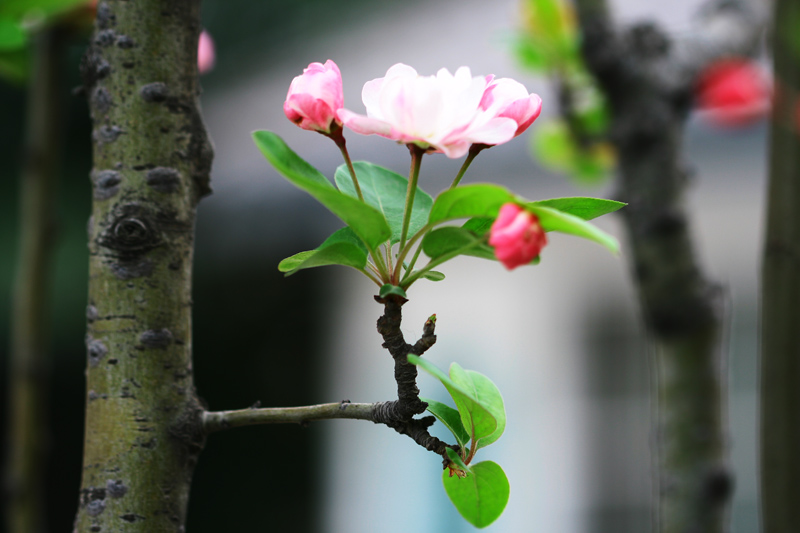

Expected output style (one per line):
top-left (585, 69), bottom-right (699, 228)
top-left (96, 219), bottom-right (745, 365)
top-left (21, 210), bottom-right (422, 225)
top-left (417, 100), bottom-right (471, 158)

top-left (74, 1), bottom-right (212, 531)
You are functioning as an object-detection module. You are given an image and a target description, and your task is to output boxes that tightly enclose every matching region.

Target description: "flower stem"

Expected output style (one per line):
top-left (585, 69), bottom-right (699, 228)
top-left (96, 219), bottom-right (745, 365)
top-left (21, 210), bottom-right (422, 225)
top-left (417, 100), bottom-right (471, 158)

top-left (394, 223), bottom-right (433, 282)
top-left (333, 131), bottom-right (364, 202)
top-left (362, 264), bottom-right (383, 286)
top-left (448, 144), bottom-right (487, 189)
top-left (402, 234), bottom-right (489, 288)
top-left (370, 249), bottom-right (390, 283)
top-left (399, 145), bottom-right (424, 256)
top-left (402, 245), bottom-right (425, 283)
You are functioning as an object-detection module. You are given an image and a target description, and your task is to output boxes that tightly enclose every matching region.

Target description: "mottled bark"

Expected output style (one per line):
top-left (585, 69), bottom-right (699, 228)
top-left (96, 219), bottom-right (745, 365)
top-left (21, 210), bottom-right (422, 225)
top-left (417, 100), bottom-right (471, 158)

top-left (4, 28), bottom-right (63, 533)
top-left (74, 1), bottom-right (212, 531)
top-left (760, 0), bottom-right (800, 530)
top-left (572, 1), bottom-right (763, 531)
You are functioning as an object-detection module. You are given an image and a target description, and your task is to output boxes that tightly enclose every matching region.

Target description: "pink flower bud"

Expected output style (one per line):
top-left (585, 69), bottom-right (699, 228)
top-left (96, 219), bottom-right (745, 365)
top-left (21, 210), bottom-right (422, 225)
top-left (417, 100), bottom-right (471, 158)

top-left (695, 58), bottom-right (770, 128)
top-left (198, 31), bottom-right (215, 75)
top-left (337, 64), bottom-right (520, 158)
top-left (284, 60), bottom-right (344, 134)
top-left (488, 203), bottom-right (547, 270)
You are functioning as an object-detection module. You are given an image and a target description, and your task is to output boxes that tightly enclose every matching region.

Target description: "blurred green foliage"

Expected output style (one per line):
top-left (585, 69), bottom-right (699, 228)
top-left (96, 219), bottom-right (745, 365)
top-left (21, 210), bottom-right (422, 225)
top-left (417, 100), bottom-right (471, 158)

top-left (514, 0), bottom-right (615, 186)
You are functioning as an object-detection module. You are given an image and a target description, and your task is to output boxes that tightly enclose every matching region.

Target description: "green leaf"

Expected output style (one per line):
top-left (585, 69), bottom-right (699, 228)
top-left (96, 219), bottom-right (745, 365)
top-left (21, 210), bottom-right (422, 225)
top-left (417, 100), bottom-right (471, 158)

top-left (335, 161), bottom-right (433, 245)
top-left (0, 47), bottom-right (28, 83)
top-left (442, 461), bottom-right (510, 528)
top-left (0, 17), bottom-right (26, 50)
top-left (530, 197), bottom-right (625, 220)
top-left (0, 0), bottom-right (87, 19)
top-left (278, 227), bottom-right (368, 275)
top-left (532, 120), bottom-right (615, 186)
top-left (428, 184), bottom-right (516, 225)
top-left (462, 217), bottom-right (493, 235)
top-left (421, 226), bottom-right (496, 262)
top-left (421, 270), bottom-right (445, 281)
top-left (526, 203), bottom-right (620, 253)
top-left (253, 131), bottom-right (391, 250)
top-left (408, 355), bottom-right (497, 445)
top-left (449, 364), bottom-right (506, 450)
top-left (379, 284), bottom-right (407, 299)
top-left (421, 397), bottom-right (470, 447)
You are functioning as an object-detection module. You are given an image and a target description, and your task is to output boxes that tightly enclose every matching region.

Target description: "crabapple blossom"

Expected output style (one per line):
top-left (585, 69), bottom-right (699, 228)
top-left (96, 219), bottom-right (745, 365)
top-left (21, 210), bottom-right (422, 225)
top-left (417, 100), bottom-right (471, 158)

top-left (488, 203), bottom-right (547, 270)
top-left (337, 64), bottom-right (527, 158)
top-left (284, 60), bottom-right (344, 134)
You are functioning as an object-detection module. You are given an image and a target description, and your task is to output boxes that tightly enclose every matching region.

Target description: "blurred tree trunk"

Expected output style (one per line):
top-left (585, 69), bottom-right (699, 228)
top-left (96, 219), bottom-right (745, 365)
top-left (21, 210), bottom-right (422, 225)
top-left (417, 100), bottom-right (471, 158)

top-left (4, 28), bottom-right (63, 533)
top-left (572, 1), bottom-right (763, 530)
top-left (74, 0), bottom-right (212, 530)
top-left (760, 0), bottom-right (800, 530)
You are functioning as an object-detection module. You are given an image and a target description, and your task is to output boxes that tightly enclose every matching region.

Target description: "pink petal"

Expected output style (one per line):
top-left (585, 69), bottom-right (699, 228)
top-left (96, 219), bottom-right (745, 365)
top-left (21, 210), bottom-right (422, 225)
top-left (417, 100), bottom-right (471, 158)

top-left (198, 31), bottom-right (215, 74)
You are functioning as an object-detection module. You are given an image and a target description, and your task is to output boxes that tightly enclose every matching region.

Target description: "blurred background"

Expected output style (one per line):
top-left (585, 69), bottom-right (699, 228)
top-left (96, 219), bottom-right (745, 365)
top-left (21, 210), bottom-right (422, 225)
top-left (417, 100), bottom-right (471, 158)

top-left (0, 0), bottom-right (764, 531)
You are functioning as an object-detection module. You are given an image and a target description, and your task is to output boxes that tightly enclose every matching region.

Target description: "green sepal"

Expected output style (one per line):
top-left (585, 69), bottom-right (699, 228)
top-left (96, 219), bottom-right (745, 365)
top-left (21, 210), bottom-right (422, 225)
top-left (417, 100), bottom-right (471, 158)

top-left (253, 131), bottom-right (391, 250)
top-left (421, 397), bottom-right (470, 447)
top-left (335, 161), bottom-right (433, 245)
top-left (442, 460), bottom-right (510, 529)
top-left (278, 227), bottom-right (368, 276)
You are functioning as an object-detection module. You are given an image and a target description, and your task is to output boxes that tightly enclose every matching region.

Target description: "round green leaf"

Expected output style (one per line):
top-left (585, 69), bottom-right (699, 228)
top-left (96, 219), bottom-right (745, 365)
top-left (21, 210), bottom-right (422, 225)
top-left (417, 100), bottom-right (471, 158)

top-left (449, 365), bottom-right (506, 450)
top-left (408, 355), bottom-right (497, 445)
top-left (442, 461), bottom-right (510, 529)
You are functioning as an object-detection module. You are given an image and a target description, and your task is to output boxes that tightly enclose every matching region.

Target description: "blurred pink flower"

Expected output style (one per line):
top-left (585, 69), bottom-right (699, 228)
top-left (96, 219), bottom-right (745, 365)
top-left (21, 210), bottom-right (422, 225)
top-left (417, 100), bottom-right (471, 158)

top-left (479, 77), bottom-right (543, 137)
top-left (337, 64), bottom-right (520, 158)
top-left (695, 58), bottom-right (770, 128)
top-left (198, 30), bottom-right (215, 75)
top-left (283, 60), bottom-right (344, 134)
top-left (488, 203), bottom-right (547, 270)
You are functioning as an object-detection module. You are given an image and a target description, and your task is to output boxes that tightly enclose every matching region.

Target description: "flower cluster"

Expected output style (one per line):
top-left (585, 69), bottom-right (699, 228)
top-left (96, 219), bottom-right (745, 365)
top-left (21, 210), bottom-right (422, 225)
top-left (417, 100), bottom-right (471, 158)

top-left (283, 60), bottom-right (545, 268)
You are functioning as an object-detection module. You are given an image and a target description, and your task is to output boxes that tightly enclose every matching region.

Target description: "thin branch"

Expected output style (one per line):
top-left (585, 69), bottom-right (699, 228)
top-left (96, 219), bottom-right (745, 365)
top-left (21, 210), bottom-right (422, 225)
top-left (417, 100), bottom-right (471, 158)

top-left (203, 298), bottom-right (452, 457)
top-left (202, 401), bottom-right (375, 433)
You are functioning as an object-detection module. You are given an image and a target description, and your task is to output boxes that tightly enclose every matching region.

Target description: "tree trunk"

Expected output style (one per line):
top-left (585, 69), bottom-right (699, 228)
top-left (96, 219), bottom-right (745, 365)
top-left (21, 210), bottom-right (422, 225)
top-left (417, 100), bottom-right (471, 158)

top-left (4, 27), bottom-right (63, 533)
top-left (572, 2), bottom-right (749, 530)
top-left (760, 0), bottom-right (800, 530)
top-left (74, 1), bottom-right (212, 530)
